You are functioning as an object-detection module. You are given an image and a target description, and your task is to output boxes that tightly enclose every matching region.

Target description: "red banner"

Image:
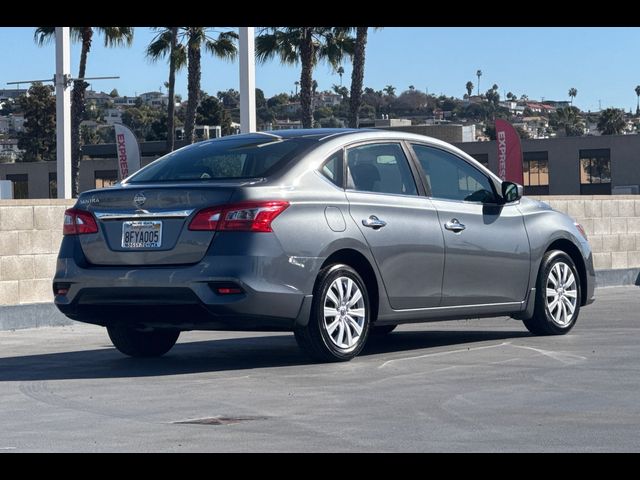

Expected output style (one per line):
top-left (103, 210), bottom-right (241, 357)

top-left (495, 119), bottom-right (524, 184)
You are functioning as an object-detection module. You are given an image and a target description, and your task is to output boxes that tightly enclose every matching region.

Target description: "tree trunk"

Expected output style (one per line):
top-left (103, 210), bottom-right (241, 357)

top-left (348, 27), bottom-right (368, 128)
top-left (70, 27), bottom-right (93, 197)
top-left (299, 28), bottom-right (314, 129)
top-left (166, 27), bottom-right (178, 151)
top-left (184, 29), bottom-right (201, 144)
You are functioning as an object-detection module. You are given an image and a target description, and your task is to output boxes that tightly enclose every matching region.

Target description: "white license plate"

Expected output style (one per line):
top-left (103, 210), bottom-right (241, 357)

top-left (121, 221), bottom-right (163, 249)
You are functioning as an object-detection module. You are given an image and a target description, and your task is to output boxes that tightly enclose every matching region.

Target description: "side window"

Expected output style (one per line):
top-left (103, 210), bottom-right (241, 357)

top-left (411, 144), bottom-right (496, 203)
top-left (346, 143), bottom-right (417, 196)
top-left (320, 151), bottom-right (344, 188)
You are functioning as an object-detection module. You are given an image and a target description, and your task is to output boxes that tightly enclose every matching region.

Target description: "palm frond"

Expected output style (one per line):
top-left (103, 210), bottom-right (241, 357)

top-left (33, 27), bottom-right (55, 46)
top-left (97, 27), bottom-right (134, 47)
top-left (146, 28), bottom-right (173, 60)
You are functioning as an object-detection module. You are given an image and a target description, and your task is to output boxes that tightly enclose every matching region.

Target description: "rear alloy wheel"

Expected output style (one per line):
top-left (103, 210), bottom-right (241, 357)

top-left (295, 264), bottom-right (370, 362)
top-left (107, 324), bottom-right (180, 358)
top-left (523, 250), bottom-right (581, 336)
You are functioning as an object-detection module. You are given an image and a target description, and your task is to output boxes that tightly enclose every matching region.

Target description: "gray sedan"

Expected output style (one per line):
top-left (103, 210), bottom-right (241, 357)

top-left (54, 129), bottom-right (595, 361)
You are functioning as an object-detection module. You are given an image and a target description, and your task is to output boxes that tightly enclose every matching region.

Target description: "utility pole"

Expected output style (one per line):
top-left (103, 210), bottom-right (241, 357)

top-left (55, 27), bottom-right (72, 199)
top-left (239, 27), bottom-right (256, 133)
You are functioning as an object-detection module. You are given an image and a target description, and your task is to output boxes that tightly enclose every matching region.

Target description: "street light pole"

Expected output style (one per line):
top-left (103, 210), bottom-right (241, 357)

top-left (239, 27), bottom-right (256, 133)
top-left (55, 27), bottom-right (72, 199)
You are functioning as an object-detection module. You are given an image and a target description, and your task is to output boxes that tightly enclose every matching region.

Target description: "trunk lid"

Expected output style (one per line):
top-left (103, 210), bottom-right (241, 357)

top-left (77, 183), bottom-right (240, 266)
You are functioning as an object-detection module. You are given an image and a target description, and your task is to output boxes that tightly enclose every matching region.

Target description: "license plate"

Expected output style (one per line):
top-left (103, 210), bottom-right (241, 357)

top-left (121, 221), bottom-right (162, 249)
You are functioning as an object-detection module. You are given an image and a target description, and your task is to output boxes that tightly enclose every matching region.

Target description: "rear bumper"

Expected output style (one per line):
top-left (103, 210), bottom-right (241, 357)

top-left (53, 235), bottom-right (323, 331)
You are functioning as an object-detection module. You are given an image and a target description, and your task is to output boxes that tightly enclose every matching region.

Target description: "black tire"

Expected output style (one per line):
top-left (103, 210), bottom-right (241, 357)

top-left (107, 324), bottom-right (180, 358)
top-left (371, 324), bottom-right (397, 335)
top-left (295, 264), bottom-right (371, 362)
top-left (523, 250), bottom-right (581, 336)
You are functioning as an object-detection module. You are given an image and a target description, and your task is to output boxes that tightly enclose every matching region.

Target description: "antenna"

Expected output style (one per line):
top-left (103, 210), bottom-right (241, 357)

top-left (7, 75), bottom-right (120, 88)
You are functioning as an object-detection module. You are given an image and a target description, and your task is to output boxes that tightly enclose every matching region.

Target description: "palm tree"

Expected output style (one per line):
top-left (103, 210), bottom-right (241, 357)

top-left (256, 28), bottom-right (354, 128)
top-left (294, 81), bottom-right (300, 96)
top-left (383, 85), bottom-right (396, 97)
top-left (146, 27), bottom-right (237, 144)
top-left (551, 106), bottom-right (584, 136)
top-left (184, 28), bottom-right (237, 143)
top-left (634, 85), bottom-right (640, 115)
top-left (34, 27), bottom-right (134, 197)
top-left (348, 27), bottom-right (368, 128)
top-left (336, 66), bottom-right (344, 86)
top-left (465, 81), bottom-right (474, 97)
top-left (476, 69), bottom-right (482, 96)
top-left (147, 27), bottom-right (186, 151)
top-left (597, 108), bottom-right (627, 135)
top-left (568, 87), bottom-right (578, 106)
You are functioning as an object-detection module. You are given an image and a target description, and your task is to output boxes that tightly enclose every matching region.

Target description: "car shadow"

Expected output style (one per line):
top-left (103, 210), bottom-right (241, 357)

top-left (0, 328), bottom-right (532, 382)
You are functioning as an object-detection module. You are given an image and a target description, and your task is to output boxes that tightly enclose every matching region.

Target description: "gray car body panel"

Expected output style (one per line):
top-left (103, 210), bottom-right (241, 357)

top-left (54, 129), bottom-right (595, 331)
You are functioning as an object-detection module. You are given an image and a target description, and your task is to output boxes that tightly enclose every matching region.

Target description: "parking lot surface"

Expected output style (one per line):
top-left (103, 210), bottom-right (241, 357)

top-left (0, 286), bottom-right (638, 452)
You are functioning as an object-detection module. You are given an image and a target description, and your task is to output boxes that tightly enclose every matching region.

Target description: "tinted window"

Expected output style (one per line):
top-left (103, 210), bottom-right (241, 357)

top-left (346, 143), bottom-right (417, 196)
top-left (412, 144), bottom-right (496, 203)
top-left (127, 137), bottom-right (313, 183)
top-left (579, 149), bottom-right (610, 184)
top-left (320, 151), bottom-right (343, 188)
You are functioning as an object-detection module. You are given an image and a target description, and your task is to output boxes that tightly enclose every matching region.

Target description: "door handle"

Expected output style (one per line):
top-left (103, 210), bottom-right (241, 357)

top-left (362, 215), bottom-right (387, 230)
top-left (444, 218), bottom-right (466, 232)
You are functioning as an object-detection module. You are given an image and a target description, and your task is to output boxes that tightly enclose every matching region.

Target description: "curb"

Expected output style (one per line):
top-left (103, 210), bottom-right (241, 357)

top-left (0, 303), bottom-right (74, 331)
top-left (596, 268), bottom-right (640, 288)
top-left (1, 269), bottom-right (638, 331)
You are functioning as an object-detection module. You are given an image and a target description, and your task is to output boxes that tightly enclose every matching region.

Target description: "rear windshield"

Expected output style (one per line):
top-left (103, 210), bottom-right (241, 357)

top-left (126, 136), bottom-right (314, 183)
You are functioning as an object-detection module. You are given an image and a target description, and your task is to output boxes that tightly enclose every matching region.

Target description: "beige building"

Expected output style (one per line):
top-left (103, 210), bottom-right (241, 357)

top-left (1, 134), bottom-right (640, 199)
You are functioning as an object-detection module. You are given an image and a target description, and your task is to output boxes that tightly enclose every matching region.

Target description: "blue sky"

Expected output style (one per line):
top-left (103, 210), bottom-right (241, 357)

top-left (1, 27), bottom-right (639, 113)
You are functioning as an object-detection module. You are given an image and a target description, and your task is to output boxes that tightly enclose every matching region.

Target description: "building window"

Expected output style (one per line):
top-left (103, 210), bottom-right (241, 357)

top-left (6, 174), bottom-right (28, 199)
top-left (579, 149), bottom-right (611, 195)
top-left (580, 149), bottom-right (611, 184)
top-left (49, 172), bottom-right (57, 199)
top-left (470, 153), bottom-right (489, 168)
top-left (523, 151), bottom-right (549, 186)
top-left (94, 170), bottom-right (118, 189)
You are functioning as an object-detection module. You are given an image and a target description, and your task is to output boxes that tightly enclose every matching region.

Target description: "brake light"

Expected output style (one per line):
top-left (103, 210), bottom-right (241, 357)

top-left (189, 201), bottom-right (289, 233)
top-left (63, 208), bottom-right (98, 235)
top-left (188, 207), bottom-right (222, 231)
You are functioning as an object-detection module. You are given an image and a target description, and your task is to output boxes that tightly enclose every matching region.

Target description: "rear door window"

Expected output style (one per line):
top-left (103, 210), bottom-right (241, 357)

top-left (345, 143), bottom-right (418, 196)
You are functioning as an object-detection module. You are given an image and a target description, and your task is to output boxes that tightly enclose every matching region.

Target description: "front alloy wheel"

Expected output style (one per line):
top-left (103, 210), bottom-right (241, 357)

top-left (545, 261), bottom-right (579, 328)
top-left (295, 264), bottom-right (371, 362)
top-left (523, 250), bottom-right (581, 336)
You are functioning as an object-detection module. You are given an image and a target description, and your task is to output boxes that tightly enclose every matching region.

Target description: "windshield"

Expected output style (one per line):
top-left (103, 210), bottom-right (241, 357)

top-left (126, 136), bottom-right (314, 183)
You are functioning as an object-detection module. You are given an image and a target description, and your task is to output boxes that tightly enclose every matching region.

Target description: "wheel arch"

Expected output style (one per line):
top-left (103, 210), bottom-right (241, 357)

top-left (543, 238), bottom-right (588, 306)
top-left (320, 248), bottom-right (380, 323)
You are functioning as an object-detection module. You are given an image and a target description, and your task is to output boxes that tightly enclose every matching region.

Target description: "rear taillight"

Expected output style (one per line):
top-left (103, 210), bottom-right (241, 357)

top-left (63, 208), bottom-right (98, 235)
top-left (189, 201), bottom-right (289, 233)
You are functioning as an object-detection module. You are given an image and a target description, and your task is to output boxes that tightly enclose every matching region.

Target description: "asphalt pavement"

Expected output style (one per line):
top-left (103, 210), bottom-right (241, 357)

top-left (0, 286), bottom-right (638, 452)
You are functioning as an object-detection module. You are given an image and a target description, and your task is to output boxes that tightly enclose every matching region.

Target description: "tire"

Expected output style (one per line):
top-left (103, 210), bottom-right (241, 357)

top-left (371, 324), bottom-right (397, 335)
top-left (295, 264), bottom-right (371, 362)
top-left (107, 324), bottom-right (180, 358)
top-left (523, 250), bottom-right (581, 336)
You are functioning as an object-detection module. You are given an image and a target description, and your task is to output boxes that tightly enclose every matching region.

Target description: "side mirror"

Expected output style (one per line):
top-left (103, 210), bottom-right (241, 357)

top-left (502, 181), bottom-right (523, 203)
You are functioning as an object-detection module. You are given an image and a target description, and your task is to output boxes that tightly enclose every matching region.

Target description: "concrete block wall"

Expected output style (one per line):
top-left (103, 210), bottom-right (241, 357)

top-left (0, 199), bottom-right (74, 306)
top-left (531, 196), bottom-right (640, 271)
top-left (0, 196), bottom-right (639, 308)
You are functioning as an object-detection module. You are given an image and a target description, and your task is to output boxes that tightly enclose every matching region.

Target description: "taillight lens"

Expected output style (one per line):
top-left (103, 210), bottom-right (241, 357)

top-left (189, 201), bottom-right (289, 233)
top-left (188, 207), bottom-right (222, 231)
top-left (63, 208), bottom-right (98, 235)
